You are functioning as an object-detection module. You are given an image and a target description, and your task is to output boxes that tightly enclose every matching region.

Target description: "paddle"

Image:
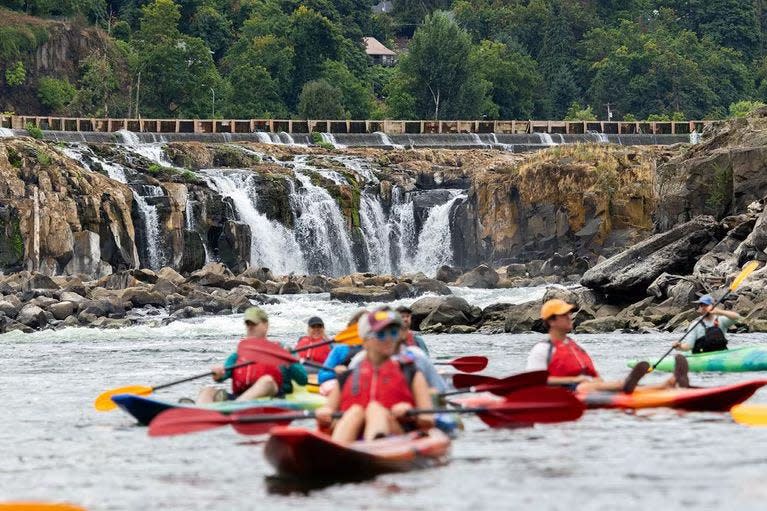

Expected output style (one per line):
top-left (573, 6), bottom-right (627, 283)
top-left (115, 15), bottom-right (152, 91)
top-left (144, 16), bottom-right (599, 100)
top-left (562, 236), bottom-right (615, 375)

top-left (433, 356), bottom-right (488, 373)
top-left (651, 260), bottom-right (759, 371)
top-left (241, 342), bottom-right (334, 371)
top-left (94, 359), bottom-right (257, 412)
top-left (292, 323), bottom-right (362, 354)
top-left (445, 370), bottom-right (549, 397)
top-left (148, 385), bottom-right (584, 437)
top-left (731, 404), bottom-right (767, 427)
top-left (0, 505), bottom-right (85, 511)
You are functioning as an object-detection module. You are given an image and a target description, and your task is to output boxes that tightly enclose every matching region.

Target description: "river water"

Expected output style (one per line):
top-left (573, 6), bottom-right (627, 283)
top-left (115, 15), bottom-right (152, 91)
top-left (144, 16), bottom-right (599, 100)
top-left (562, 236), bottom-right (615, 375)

top-left (1, 288), bottom-right (766, 511)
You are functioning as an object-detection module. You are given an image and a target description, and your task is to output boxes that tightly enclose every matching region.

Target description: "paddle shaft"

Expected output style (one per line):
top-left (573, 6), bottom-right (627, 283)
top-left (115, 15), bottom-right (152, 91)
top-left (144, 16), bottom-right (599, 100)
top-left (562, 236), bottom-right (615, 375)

top-left (652, 291), bottom-right (730, 370)
top-left (151, 360), bottom-right (257, 391)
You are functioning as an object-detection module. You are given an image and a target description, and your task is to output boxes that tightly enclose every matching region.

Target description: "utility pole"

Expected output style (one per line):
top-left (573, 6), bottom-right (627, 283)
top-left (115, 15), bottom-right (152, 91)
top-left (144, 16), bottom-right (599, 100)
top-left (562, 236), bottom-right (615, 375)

top-left (135, 71), bottom-right (141, 119)
top-left (210, 87), bottom-right (215, 118)
top-left (606, 102), bottom-right (613, 121)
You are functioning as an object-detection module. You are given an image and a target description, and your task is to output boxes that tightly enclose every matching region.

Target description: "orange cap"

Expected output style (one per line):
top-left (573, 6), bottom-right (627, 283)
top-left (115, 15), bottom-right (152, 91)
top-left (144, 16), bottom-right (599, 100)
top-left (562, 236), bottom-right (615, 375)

top-left (540, 299), bottom-right (575, 320)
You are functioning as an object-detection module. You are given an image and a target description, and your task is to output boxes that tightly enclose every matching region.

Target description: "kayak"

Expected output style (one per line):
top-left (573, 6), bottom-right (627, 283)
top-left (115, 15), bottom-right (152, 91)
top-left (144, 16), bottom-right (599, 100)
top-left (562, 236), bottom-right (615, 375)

top-left (628, 345), bottom-right (767, 373)
top-left (111, 385), bottom-right (326, 426)
top-left (264, 426), bottom-right (451, 481)
top-left (577, 379), bottom-right (767, 411)
top-left (454, 380), bottom-right (766, 412)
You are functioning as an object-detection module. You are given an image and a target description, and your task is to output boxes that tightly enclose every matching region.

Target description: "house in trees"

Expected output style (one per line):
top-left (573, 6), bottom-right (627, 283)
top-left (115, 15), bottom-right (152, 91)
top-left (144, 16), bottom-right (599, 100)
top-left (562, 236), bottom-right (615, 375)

top-left (363, 37), bottom-right (397, 66)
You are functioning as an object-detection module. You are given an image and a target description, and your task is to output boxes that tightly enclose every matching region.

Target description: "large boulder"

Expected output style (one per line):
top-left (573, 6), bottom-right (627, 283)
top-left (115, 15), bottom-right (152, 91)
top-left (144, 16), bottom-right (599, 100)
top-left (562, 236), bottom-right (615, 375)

top-left (216, 221), bottom-right (251, 274)
top-left (412, 277), bottom-right (452, 296)
top-left (17, 304), bottom-right (48, 328)
top-left (179, 231), bottom-right (207, 274)
top-left (455, 265), bottom-right (500, 288)
top-left (121, 286), bottom-right (166, 307)
top-left (409, 296), bottom-right (446, 329)
top-left (48, 301), bottom-right (75, 320)
top-left (329, 286), bottom-right (395, 303)
top-left (157, 266), bottom-right (186, 285)
top-left (435, 265), bottom-right (462, 283)
top-left (581, 216), bottom-right (721, 298)
top-left (63, 231), bottom-right (107, 279)
top-left (419, 297), bottom-right (481, 330)
top-left (21, 273), bottom-right (60, 292)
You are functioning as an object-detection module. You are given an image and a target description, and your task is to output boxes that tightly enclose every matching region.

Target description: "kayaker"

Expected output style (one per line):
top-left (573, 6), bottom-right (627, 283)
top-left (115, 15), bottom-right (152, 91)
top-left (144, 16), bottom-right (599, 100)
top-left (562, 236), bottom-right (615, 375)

top-left (316, 309), bottom-right (368, 391)
top-left (673, 294), bottom-right (740, 354)
top-left (396, 305), bottom-right (430, 356)
top-left (526, 299), bottom-right (689, 391)
top-left (196, 307), bottom-right (308, 403)
top-left (294, 316), bottom-right (332, 367)
top-left (315, 309), bottom-right (435, 444)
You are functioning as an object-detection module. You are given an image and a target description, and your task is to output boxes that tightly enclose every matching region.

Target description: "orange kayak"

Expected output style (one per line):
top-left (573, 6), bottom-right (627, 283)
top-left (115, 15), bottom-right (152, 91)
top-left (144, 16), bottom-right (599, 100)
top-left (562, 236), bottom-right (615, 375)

top-left (264, 426), bottom-right (450, 481)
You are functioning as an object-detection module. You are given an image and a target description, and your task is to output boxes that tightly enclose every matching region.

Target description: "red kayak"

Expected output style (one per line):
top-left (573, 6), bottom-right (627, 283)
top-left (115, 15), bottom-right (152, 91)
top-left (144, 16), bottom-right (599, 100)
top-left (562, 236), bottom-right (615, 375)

top-left (264, 427), bottom-right (451, 480)
top-left (454, 380), bottom-right (767, 413)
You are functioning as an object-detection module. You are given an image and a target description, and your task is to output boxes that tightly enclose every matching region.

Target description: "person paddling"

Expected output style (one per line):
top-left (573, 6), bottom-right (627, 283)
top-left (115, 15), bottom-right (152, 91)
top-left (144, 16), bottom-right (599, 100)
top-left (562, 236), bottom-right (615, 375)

top-left (294, 316), bottom-right (332, 368)
top-left (673, 294), bottom-right (740, 354)
top-left (315, 309), bottom-right (435, 444)
top-left (196, 307), bottom-right (307, 403)
top-left (316, 310), bottom-right (368, 393)
top-left (526, 299), bottom-right (689, 392)
top-left (396, 305), bottom-right (430, 356)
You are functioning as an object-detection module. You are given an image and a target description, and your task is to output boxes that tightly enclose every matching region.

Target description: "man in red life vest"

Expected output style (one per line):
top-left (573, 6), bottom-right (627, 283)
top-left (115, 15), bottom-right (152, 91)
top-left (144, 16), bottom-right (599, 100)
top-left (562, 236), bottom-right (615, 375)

top-left (395, 305), bottom-right (430, 356)
top-left (196, 307), bottom-right (307, 403)
top-left (315, 309), bottom-right (434, 444)
top-left (526, 299), bottom-right (687, 392)
top-left (294, 316), bottom-right (332, 367)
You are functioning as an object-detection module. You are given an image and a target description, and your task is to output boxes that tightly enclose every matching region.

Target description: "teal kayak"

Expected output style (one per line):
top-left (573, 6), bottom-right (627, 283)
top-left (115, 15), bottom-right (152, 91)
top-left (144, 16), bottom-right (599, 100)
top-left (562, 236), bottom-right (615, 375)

top-left (628, 345), bottom-right (767, 373)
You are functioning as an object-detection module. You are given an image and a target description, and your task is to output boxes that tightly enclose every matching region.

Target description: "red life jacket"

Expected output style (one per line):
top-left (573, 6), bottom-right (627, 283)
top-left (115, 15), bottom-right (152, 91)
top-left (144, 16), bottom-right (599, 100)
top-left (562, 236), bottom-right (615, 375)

top-left (404, 331), bottom-right (417, 347)
top-left (546, 337), bottom-right (599, 378)
top-left (339, 357), bottom-right (416, 412)
top-left (295, 335), bottom-right (332, 364)
top-left (231, 337), bottom-right (284, 396)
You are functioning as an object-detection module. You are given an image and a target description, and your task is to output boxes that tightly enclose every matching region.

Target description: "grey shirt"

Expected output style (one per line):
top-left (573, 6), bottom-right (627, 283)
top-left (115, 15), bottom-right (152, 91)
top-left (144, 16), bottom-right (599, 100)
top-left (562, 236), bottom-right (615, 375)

top-left (684, 315), bottom-right (735, 346)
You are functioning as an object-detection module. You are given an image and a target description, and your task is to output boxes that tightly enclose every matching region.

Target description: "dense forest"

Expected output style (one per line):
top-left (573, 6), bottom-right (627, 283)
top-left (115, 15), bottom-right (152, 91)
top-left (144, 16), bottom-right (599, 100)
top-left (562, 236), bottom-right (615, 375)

top-left (2, 0), bottom-right (767, 121)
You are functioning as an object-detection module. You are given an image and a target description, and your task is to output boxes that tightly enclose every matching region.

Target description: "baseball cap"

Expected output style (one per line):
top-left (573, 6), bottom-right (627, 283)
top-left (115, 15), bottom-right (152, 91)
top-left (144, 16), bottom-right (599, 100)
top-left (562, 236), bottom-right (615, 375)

top-left (243, 307), bottom-right (268, 324)
top-left (540, 299), bottom-right (575, 320)
top-left (694, 294), bottom-right (715, 306)
top-left (360, 309), bottom-right (403, 338)
top-left (308, 316), bottom-right (324, 327)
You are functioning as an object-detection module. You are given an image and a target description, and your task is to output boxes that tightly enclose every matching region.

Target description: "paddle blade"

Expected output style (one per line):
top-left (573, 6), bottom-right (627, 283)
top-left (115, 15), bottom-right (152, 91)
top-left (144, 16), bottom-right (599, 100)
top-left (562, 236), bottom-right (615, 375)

top-left (478, 386), bottom-right (584, 427)
top-left (241, 340), bottom-right (299, 366)
top-left (731, 404), bottom-right (767, 427)
top-left (333, 323), bottom-right (362, 345)
top-left (230, 408), bottom-right (306, 435)
top-left (452, 373), bottom-right (498, 389)
top-left (437, 356), bottom-right (488, 373)
top-left (476, 371), bottom-right (550, 396)
top-left (0, 504), bottom-right (86, 511)
top-left (94, 385), bottom-right (153, 411)
top-left (730, 260), bottom-right (759, 291)
top-left (149, 408), bottom-right (234, 437)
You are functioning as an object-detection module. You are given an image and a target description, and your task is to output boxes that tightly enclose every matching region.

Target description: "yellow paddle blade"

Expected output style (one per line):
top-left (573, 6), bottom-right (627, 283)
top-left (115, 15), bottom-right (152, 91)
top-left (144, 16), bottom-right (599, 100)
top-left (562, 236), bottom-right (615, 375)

top-left (93, 385), bottom-right (153, 412)
top-left (730, 260), bottom-right (759, 291)
top-left (333, 323), bottom-right (362, 345)
top-left (731, 404), bottom-right (767, 427)
top-left (0, 504), bottom-right (86, 511)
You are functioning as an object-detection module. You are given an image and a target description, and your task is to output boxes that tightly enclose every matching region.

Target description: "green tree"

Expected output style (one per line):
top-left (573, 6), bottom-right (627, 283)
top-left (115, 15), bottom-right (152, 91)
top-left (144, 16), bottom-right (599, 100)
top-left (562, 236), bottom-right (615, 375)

top-left (37, 77), bottom-right (77, 112)
top-left (225, 64), bottom-right (287, 117)
top-left (287, 6), bottom-right (339, 103)
top-left (72, 52), bottom-right (119, 117)
top-left (5, 61), bottom-right (25, 87)
top-left (319, 60), bottom-right (373, 118)
top-left (392, 0), bottom-right (451, 36)
top-left (564, 102), bottom-right (597, 121)
top-left (729, 100), bottom-right (766, 118)
top-left (190, 5), bottom-right (233, 60)
top-left (539, 0), bottom-right (580, 117)
top-left (298, 79), bottom-right (344, 119)
top-left (136, 0), bottom-right (181, 43)
top-left (397, 12), bottom-right (486, 119)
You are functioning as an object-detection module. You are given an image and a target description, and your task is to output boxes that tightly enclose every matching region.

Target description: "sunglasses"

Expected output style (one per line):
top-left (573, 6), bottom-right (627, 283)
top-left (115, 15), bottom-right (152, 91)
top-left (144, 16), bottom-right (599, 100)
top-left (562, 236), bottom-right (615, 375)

top-left (374, 326), bottom-right (401, 340)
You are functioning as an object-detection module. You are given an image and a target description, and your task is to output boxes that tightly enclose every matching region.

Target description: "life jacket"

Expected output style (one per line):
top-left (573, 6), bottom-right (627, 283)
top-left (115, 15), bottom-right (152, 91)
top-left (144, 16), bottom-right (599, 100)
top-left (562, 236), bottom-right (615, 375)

top-left (231, 337), bottom-right (284, 396)
top-left (404, 331), bottom-right (417, 348)
top-left (692, 318), bottom-right (728, 354)
top-left (295, 335), bottom-right (332, 364)
top-left (339, 357), bottom-right (417, 412)
top-left (546, 337), bottom-right (599, 378)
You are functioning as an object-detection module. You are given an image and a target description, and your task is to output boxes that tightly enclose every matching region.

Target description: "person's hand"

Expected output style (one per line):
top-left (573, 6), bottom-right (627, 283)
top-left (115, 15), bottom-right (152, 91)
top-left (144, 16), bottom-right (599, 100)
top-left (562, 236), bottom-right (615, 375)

top-left (391, 402), bottom-right (413, 420)
top-left (315, 406), bottom-right (334, 427)
top-left (211, 365), bottom-right (225, 381)
top-left (672, 341), bottom-right (681, 349)
top-left (334, 365), bottom-right (348, 375)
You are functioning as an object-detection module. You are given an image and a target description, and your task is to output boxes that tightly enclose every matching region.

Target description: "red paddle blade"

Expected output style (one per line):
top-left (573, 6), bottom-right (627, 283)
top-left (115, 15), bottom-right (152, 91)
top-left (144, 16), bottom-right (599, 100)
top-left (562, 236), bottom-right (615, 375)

top-left (148, 406), bottom-right (291, 437)
top-left (241, 340), bottom-right (299, 366)
top-left (477, 386), bottom-right (585, 427)
top-left (437, 356), bottom-right (488, 373)
top-left (476, 370), bottom-right (549, 396)
top-left (230, 409), bottom-right (304, 436)
top-left (452, 373), bottom-right (498, 389)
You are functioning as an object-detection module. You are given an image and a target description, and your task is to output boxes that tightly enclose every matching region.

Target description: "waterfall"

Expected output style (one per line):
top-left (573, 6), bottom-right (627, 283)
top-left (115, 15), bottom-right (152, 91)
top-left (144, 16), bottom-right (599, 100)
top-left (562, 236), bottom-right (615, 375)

top-left (337, 157), bottom-right (378, 183)
top-left (291, 172), bottom-right (356, 276)
top-left (133, 192), bottom-right (164, 269)
top-left (0, 128), bottom-right (14, 138)
top-left (373, 132), bottom-right (404, 149)
top-left (490, 133), bottom-right (514, 152)
top-left (204, 170), bottom-right (306, 275)
top-left (117, 129), bottom-right (173, 166)
top-left (404, 192), bottom-right (465, 277)
top-left (319, 133), bottom-right (345, 148)
top-left (690, 131), bottom-right (701, 145)
top-left (185, 200), bottom-right (196, 230)
top-left (359, 193), bottom-right (392, 274)
top-left (293, 156), bottom-right (348, 185)
top-left (587, 131), bottom-right (609, 143)
top-left (536, 133), bottom-right (556, 146)
top-left (389, 188), bottom-right (417, 273)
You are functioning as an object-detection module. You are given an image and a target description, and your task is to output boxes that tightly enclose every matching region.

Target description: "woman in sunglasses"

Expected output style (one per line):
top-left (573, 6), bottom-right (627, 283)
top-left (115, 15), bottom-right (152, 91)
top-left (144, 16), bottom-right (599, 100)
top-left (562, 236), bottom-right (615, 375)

top-left (315, 309), bottom-right (434, 444)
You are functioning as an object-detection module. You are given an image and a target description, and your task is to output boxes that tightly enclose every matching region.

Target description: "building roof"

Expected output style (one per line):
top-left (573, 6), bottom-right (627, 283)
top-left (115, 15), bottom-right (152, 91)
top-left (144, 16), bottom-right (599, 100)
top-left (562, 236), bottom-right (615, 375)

top-left (363, 37), bottom-right (396, 56)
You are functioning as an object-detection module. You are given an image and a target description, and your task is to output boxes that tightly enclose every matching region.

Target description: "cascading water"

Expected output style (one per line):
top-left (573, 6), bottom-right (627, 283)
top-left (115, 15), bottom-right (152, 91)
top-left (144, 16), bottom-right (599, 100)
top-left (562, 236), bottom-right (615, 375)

top-left (373, 132), bottom-right (404, 149)
top-left (359, 193), bottom-right (392, 274)
top-left (319, 133), bottom-right (345, 148)
top-left (388, 188), bottom-right (418, 273)
top-left (0, 128), bottom-right (14, 137)
top-left (690, 131), bottom-right (701, 145)
top-left (291, 172), bottom-right (356, 276)
top-left (204, 170), bottom-right (306, 275)
top-left (491, 133), bottom-right (514, 152)
top-left (117, 129), bottom-right (173, 166)
top-left (403, 191), bottom-right (466, 277)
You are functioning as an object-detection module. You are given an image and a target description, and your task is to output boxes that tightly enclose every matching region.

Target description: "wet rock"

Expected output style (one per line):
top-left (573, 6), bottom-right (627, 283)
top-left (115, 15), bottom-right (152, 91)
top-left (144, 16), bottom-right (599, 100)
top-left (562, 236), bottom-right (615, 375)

top-left (410, 296), bottom-right (447, 329)
top-left (435, 265), bottom-right (462, 283)
top-left (503, 301), bottom-right (544, 333)
top-left (448, 324), bottom-right (477, 334)
top-left (22, 273), bottom-right (60, 292)
top-left (89, 317), bottom-right (131, 329)
top-left (153, 278), bottom-right (180, 296)
top-left (157, 267), bottom-right (186, 285)
top-left (0, 300), bottom-right (20, 318)
top-left (78, 311), bottom-right (99, 325)
top-left (575, 317), bottom-right (630, 334)
top-left (240, 267), bottom-right (276, 283)
top-left (330, 286), bottom-right (395, 303)
top-left (301, 274), bottom-right (331, 292)
top-left (505, 264), bottom-right (528, 278)
top-left (279, 281), bottom-right (302, 295)
top-left (412, 277), bottom-right (451, 296)
top-left (216, 221), bottom-right (251, 274)
top-left (31, 296), bottom-right (58, 309)
top-left (170, 306), bottom-right (205, 320)
top-left (581, 216), bottom-right (721, 298)
top-left (63, 231), bottom-right (104, 278)
top-left (17, 304), bottom-right (48, 328)
top-left (455, 264), bottom-right (500, 289)
top-left (391, 282), bottom-right (415, 299)
top-left (48, 301), bottom-right (75, 320)
top-left (131, 268), bottom-right (159, 284)
top-left (179, 231), bottom-right (207, 274)
top-left (121, 287), bottom-right (166, 307)
top-left (420, 297), bottom-right (481, 330)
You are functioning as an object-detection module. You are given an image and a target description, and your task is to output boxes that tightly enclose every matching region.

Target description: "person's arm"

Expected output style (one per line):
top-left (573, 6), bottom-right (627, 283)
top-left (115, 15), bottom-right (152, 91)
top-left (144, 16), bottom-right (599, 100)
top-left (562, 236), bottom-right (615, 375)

top-left (547, 375), bottom-right (593, 385)
top-left (393, 371), bottom-right (434, 429)
top-left (315, 382), bottom-right (341, 428)
top-left (216, 352), bottom-right (238, 382)
top-left (715, 311), bottom-right (739, 327)
top-left (414, 334), bottom-right (429, 356)
top-left (317, 346), bottom-right (347, 384)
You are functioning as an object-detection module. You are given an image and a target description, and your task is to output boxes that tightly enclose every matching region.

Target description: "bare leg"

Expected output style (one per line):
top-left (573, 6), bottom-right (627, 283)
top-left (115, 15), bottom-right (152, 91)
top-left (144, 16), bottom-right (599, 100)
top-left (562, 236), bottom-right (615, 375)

top-left (332, 404), bottom-right (365, 444)
top-left (363, 401), bottom-right (403, 441)
top-left (235, 375), bottom-right (278, 401)
top-left (196, 386), bottom-right (218, 404)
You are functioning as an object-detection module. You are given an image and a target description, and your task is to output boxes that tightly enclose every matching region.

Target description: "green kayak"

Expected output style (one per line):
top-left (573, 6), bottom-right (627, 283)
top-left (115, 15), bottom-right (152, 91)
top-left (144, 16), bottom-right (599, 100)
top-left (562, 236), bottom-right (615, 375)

top-left (628, 345), bottom-right (767, 373)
